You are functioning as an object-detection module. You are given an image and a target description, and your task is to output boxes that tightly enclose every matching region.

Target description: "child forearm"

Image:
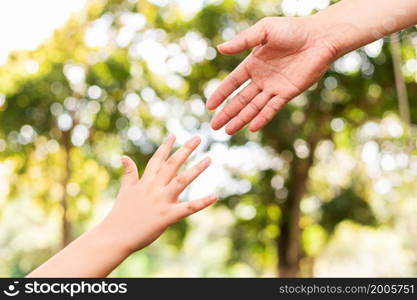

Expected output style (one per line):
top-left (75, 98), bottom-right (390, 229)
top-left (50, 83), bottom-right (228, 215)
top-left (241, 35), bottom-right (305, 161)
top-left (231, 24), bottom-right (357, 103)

top-left (27, 222), bottom-right (130, 277)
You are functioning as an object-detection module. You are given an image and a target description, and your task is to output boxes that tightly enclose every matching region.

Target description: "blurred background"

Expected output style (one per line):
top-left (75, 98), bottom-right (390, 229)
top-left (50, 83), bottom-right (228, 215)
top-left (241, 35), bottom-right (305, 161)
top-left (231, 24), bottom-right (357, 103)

top-left (1, 0), bottom-right (417, 277)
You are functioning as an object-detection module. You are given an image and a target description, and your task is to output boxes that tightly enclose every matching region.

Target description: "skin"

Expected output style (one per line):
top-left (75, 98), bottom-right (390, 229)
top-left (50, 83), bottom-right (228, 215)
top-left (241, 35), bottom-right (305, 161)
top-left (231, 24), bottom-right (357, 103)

top-left (207, 0), bottom-right (417, 135)
top-left (27, 135), bottom-right (217, 277)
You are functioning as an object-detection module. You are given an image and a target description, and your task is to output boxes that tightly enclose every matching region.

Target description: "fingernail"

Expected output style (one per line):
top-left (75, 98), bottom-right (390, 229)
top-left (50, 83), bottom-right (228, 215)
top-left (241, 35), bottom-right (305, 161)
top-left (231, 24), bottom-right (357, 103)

top-left (121, 156), bottom-right (132, 169)
top-left (225, 127), bottom-right (235, 135)
top-left (166, 134), bottom-right (174, 141)
top-left (210, 119), bottom-right (219, 130)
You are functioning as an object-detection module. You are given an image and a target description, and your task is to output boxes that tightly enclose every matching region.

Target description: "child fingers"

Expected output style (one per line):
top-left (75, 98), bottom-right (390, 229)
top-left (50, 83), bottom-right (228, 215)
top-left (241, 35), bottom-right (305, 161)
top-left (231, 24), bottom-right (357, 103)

top-left (170, 194), bottom-right (218, 222)
top-left (143, 134), bottom-right (176, 178)
top-left (158, 136), bottom-right (201, 184)
top-left (167, 157), bottom-right (211, 197)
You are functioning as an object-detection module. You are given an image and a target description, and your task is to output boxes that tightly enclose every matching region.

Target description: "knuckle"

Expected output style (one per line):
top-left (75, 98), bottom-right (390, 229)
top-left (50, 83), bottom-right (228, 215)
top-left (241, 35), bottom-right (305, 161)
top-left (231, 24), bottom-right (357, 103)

top-left (187, 201), bottom-right (198, 212)
top-left (166, 156), bottom-right (177, 166)
top-left (248, 101), bottom-right (260, 113)
top-left (196, 163), bottom-right (206, 172)
top-left (160, 207), bottom-right (170, 218)
top-left (183, 146), bottom-right (194, 155)
top-left (258, 19), bottom-right (270, 42)
top-left (148, 155), bottom-right (158, 163)
top-left (176, 174), bottom-right (189, 186)
top-left (222, 106), bottom-right (235, 119)
top-left (258, 111), bottom-right (270, 122)
top-left (268, 97), bottom-right (282, 111)
top-left (184, 141), bottom-right (195, 150)
top-left (239, 109), bottom-right (252, 123)
top-left (243, 36), bottom-right (250, 49)
top-left (163, 209), bottom-right (177, 225)
top-left (229, 76), bottom-right (241, 89)
top-left (237, 113), bottom-right (248, 125)
top-left (217, 89), bottom-right (229, 101)
top-left (151, 151), bottom-right (163, 161)
top-left (236, 92), bottom-right (249, 106)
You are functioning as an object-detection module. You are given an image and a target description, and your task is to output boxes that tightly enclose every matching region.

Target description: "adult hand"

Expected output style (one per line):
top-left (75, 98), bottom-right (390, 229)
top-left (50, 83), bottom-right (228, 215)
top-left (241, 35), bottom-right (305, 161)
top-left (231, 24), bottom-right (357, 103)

top-left (207, 16), bottom-right (338, 134)
top-left (207, 0), bottom-right (417, 135)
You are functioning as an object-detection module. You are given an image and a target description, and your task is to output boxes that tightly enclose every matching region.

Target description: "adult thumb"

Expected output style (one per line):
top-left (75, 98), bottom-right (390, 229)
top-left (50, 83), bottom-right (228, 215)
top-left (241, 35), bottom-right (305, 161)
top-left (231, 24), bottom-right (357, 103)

top-left (217, 19), bottom-right (267, 55)
top-left (121, 156), bottom-right (138, 187)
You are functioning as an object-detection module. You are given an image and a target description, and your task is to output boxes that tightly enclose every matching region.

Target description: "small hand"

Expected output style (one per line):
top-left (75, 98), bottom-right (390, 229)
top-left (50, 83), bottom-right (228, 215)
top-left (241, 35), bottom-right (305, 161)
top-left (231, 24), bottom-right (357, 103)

top-left (207, 16), bottom-right (339, 134)
top-left (102, 135), bottom-right (217, 254)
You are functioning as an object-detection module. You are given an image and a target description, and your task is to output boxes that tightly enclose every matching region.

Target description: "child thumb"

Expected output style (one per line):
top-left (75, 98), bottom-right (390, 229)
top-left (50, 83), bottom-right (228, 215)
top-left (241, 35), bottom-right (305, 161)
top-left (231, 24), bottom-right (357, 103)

top-left (121, 156), bottom-right (139, 186)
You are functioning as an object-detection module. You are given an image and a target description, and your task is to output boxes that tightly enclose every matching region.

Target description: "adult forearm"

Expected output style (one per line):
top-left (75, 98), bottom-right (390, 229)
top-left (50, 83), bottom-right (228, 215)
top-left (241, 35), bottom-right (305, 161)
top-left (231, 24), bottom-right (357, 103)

top-left (311, 0), bottom-right (417, 57)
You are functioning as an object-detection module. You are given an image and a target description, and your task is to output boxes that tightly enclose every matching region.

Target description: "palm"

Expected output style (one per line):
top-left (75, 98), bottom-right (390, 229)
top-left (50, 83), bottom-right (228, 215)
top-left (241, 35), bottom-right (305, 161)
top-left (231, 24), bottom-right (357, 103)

top-left (207, 17), bottom-right (337, 134)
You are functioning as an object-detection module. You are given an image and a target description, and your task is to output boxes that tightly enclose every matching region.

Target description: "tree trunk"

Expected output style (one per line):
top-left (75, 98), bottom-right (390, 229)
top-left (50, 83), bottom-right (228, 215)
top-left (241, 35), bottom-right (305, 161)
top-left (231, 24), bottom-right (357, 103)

top-left (61, 131), bottom-right (72, 248)
top-left (277, 115), bottom-right (328, 277)
top-left (278, 157), bottom-right (311, 277)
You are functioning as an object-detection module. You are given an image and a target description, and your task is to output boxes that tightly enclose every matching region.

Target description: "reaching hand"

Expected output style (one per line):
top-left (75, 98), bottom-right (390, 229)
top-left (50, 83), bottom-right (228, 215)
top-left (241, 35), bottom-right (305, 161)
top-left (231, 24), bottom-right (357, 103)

top-left (28, 135), bottom-right (217, 278)
top-left (207, 16), bottom-right (339, 134)
top-left (103, 135), bottom-right (217, 254)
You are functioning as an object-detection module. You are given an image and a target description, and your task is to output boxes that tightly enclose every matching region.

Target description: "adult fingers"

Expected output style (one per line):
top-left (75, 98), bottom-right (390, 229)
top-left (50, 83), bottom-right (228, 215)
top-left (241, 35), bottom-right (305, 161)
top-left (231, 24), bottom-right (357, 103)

top-left (249, 96), bottom-right (288, 132)
top-left (206, 56), bottom-right (251, 111)
top-left (211, 82), bottom-right (260, 130)
top-left (225, 92), bottom-right (271, 135)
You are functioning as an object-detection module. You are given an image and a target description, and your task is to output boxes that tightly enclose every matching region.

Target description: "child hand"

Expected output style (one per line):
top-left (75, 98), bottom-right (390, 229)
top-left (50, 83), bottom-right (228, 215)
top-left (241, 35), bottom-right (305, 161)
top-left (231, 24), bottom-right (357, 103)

top-left (27, 135), bottom-right (216, 278)
top-left (101, 135), bottom-right (217, 255)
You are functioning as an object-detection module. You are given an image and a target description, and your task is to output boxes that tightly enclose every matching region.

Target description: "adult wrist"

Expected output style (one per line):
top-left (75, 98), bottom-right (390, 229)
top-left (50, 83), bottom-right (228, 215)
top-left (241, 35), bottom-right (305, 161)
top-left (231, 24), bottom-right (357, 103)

top-left (305, 13), bottom-right (353, 59)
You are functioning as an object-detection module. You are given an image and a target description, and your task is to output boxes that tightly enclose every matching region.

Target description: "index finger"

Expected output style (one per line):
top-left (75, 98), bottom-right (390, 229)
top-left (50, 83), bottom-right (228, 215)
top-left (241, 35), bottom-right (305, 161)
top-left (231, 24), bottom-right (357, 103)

top-left (206, 56), bottom-right (251, 110)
